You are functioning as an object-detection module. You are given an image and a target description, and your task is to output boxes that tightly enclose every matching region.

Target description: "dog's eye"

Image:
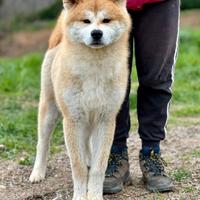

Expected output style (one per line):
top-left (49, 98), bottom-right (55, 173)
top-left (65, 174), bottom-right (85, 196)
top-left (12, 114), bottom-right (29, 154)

top-left (102, 19), bottom-right (111, 23)
top-left (83, 19), bottom-right (91, 24)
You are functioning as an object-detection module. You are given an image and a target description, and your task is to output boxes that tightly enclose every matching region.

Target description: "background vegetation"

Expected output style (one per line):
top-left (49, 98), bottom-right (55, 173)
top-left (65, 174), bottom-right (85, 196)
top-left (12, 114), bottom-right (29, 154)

top-left (30, 0), bottom-right (200, 20)
top-left (181, 0), bottom-right (200, 10)
top-left (1, 0), bottom-right (200, 33)
top-left (23, 0), bottom-right (200, 20)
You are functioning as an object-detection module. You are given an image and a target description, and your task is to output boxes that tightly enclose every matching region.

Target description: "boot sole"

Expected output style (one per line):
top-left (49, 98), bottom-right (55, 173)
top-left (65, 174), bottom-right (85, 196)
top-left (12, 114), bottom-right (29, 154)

top-left (142, 177), bottom-right (174, 193)
top-left (146, 183), bottom-right (174, 193)
top-left (103, 172), bottom-right (133, 194)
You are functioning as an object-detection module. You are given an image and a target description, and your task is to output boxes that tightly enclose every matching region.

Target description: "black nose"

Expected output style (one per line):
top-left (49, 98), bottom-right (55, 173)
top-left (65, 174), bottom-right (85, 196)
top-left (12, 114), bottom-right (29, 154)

top-left (91, 30), bottom-right (103, 40)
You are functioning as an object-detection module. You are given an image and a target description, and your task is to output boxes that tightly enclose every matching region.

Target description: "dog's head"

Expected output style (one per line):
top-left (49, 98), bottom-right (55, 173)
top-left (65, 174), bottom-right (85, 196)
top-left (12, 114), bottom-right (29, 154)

top-left (62, 0), bottom-right (131, 48)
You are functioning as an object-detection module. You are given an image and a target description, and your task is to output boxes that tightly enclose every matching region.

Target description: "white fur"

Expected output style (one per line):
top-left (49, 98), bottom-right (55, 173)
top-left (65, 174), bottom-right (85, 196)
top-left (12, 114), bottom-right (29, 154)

top-left (55, 44), bottom-right (127, 199)
top-left (67, 10), bottom-right (127, 48)
top-left (63, 52), bottom-right (123, 122)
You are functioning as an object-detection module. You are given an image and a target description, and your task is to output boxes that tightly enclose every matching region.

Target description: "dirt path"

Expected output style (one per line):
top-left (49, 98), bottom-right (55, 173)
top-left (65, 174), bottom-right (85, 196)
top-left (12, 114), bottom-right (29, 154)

top-left (180, 10), bottom-right (200, 28)
top-left (0, 126), bottom-right (200, 200)
top-left (0, 29), bottom-right (51, 57)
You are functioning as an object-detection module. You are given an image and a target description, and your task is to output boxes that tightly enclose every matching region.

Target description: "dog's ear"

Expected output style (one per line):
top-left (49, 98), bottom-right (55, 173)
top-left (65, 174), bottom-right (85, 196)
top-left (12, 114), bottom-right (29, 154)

top-left (112, 0), bottom-right (126, 7)
top-left (63, 0), bottom-right (79, 10)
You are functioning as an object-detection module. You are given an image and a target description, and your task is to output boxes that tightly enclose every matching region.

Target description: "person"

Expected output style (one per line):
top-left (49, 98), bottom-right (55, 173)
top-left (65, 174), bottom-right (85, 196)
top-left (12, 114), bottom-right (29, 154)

top-left (103, 0), bottom-right (180, 193)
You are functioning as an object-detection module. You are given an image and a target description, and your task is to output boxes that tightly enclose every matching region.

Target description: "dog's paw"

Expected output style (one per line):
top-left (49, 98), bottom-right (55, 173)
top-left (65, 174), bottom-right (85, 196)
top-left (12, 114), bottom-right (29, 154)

top-left (72, 196), bottom-right (87, 200)
top-left (29, 170), bottom-right (45, 183)
top-left (87, 194), bottom-right (103, 200)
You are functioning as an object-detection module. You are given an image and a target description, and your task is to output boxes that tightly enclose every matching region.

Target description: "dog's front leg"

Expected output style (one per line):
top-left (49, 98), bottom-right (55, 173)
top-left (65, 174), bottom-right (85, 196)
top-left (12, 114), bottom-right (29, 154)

top-left (88, 119), bottom-right (116, 200)
top-left (63, 118), bottom-right (88, 200)
top-left (30, 49), bottom-right (59, 183)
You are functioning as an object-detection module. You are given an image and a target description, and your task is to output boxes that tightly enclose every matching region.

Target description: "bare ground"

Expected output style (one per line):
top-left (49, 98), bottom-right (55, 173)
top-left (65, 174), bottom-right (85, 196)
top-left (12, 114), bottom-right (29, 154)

top-left (0, 126), bottom-right (200, 200)
top-left (0, 29), bottom-right (51, 57)
top-left (180, 10), bottom-right (200, 28)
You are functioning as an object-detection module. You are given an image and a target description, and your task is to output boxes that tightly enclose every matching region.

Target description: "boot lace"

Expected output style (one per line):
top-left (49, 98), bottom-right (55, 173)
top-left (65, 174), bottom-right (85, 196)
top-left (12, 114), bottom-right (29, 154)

top-left (106, 151), bottom-right (128, 177)
top-left (143, 150), bottom-right (167, 176)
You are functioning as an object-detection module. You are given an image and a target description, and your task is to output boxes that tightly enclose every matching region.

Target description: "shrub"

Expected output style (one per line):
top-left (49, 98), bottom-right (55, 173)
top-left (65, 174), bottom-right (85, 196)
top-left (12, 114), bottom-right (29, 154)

top-left (181, 0), bottom-right (200, 10)
top-left (28, 0), bottom-right (62, 21)
top-left (37, 0), bottom-right (62, 20)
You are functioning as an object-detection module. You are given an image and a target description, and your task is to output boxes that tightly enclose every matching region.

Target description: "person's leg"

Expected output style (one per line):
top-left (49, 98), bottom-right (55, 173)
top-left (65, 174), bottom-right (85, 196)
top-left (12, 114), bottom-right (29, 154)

top-left (133, 0), bottom-right (180, 192)
top-left (133, 0), bottom-right (180, 147)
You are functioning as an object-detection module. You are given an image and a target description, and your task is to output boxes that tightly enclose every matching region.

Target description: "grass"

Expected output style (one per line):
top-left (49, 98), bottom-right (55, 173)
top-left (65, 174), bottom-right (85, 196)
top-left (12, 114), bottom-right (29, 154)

top-left (183, 186), bottom-right (196, 193)
top-left (0, 54), bottom-right (64, 162)
top-left (171, 168), bottom-right (191, 182)
top-left (0, 27), bottom-right (200, 162)
top-left (192, 150), bottom-right (200, 158)
top-left (172, 28), bottom-right (200, 116)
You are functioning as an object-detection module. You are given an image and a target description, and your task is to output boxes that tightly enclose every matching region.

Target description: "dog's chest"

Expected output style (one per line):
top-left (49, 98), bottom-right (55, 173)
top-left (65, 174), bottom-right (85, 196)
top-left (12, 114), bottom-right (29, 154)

top-left (63, 60), bottom-right (121, 121)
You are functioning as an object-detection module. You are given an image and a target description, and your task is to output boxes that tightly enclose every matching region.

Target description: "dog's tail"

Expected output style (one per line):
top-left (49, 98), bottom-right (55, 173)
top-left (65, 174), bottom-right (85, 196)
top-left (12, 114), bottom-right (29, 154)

top-left (48, 11), bottom-right (64, 50)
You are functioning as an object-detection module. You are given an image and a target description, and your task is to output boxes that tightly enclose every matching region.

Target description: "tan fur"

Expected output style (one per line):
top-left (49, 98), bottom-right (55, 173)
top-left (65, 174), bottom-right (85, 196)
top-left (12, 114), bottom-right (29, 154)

top-left (30, 1), bottom-right (131, 200)
top-left (49, 0), bottom-right (128, 49)
top-left (48, 12), bottom-right (64, 49)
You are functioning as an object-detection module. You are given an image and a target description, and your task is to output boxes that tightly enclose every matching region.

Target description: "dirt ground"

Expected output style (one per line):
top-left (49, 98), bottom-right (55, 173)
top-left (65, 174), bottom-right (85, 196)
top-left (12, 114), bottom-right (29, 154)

top-left (0, 29), bottom-right (51, 57)
top-left (0, 10), bottom-right (200, 57)
top-left (0, 125), bottom-right (200, 200)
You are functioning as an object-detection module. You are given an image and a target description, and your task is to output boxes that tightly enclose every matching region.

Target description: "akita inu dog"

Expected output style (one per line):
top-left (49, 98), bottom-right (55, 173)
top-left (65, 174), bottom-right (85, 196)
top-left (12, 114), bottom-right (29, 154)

top-left (30, 0), bottom-right (131, 199)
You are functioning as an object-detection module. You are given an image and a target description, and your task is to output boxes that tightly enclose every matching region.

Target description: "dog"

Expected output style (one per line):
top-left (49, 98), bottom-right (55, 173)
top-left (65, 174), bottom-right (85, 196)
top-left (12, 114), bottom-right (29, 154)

top-left (29, 0), bottom-right (131, 199)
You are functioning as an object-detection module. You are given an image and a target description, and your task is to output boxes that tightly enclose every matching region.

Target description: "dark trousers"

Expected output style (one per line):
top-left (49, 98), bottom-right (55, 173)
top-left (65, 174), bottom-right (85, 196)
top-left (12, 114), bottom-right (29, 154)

top-left (113, 0), bottom-right (180, 147)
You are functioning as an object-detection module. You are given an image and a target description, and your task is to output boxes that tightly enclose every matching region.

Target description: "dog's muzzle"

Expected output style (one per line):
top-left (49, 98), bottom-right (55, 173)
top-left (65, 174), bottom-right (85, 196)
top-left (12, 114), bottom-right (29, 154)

top-left (90, 30), bottom-right (104, 47)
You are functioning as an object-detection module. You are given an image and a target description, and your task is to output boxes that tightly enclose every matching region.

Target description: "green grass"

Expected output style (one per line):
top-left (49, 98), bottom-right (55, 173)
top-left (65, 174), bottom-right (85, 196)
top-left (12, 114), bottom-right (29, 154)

top-left (192, 150), bottom-right (200, 158)
top-left (171, 168), bottom-right (191, 182)
top-left (0, 28), bottom-right (200, 162)
top-left (172, 28), bottom-right (200, 116)
top-left (0, 54), bottom-right (64, 163)
top-left (183, 186), bottom-right (196, 193)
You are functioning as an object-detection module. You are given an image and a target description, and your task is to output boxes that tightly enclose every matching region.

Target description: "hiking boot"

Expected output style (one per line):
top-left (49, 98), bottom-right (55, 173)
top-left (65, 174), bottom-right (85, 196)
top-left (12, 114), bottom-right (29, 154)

top-left (103, 150), bottom-right (132, 194)
top-left (139, 150), bottom-right (173, 192)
